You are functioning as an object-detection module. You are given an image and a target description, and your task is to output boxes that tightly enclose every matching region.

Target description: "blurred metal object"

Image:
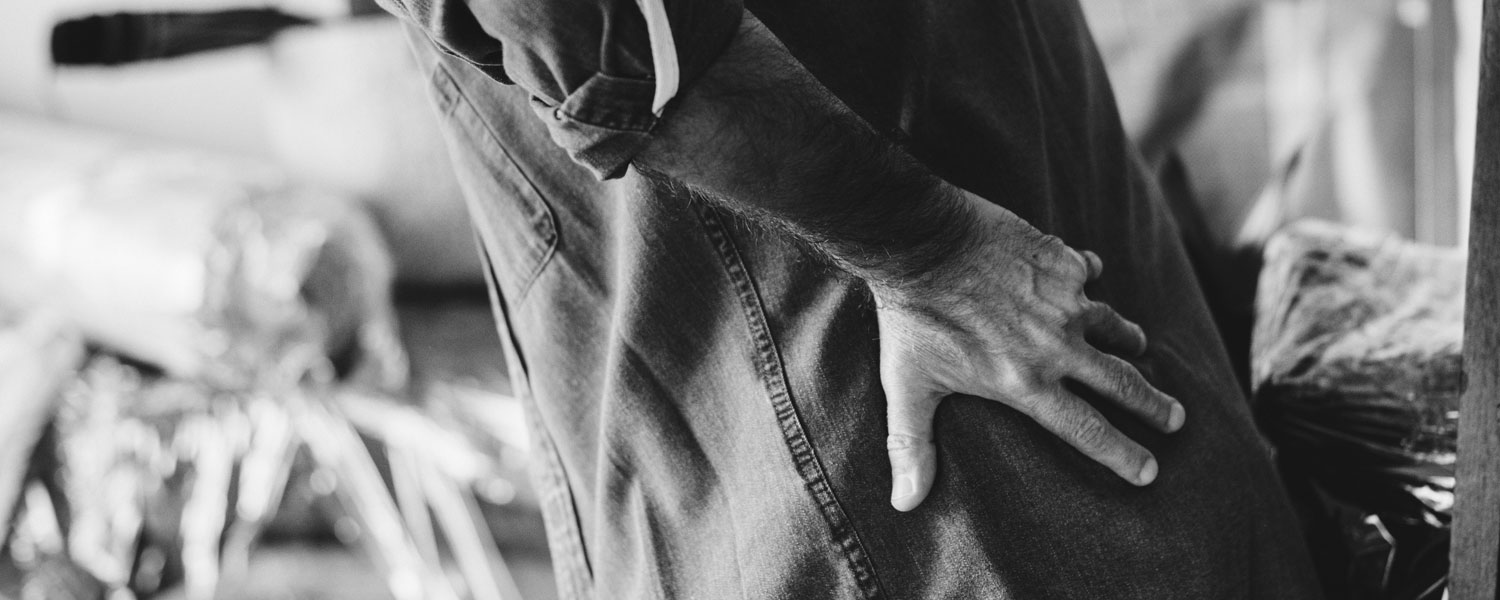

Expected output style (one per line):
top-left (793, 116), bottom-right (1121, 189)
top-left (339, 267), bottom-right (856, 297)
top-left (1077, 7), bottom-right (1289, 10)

top-left (20, 556), bottom-right (107, 600)
top-left (0, 307), bottom-right (85, 545)
top-left (31, 357), bottom-right (528, 600)
top-left (337, 390), bottom-right (526, 600)
top-left (50, 9), bottom-right (313, 66)
top-left (292, 394), bottom-right (459, 600)
top-left (0, 113), bottom-right (407, 391)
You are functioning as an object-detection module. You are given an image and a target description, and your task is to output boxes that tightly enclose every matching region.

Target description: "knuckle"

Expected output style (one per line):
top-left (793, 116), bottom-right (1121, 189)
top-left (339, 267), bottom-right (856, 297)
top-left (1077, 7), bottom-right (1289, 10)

top-left (886, 433), bottom-right (932, 452)
top-left (1031, 305), bottom-right (1079, 339)
top-left (1070, 414), bottom-right (1114, 453)
top-left (1035, 234), bottom-right (1067, 252)
top-left (1063, 305), bottom-right (1092, 330)
top-left (1090, 302), bottom-right (1118, 323)
top-left (1095, 356), bottom-right (1135, 391)
top-left (1023, 323), bottom-right (1067, 350)
top-left (1056, 298), bottom-right (1086, 320)
top-left (1114, 369), bottom-right (1170, 421)
top-left (1083, 302), bottom-right (1118, 328)
top-left (996, 361), bottom-right (1043, 395)
top-left (1107, 367), bottom-right (1138, 396)
top-left (1035, 305), bottom-right (1070, 330)
top-left (1124, 376), bottom-right (1156, 409)
top-left (1033, 235), bottom-right (1086, 274)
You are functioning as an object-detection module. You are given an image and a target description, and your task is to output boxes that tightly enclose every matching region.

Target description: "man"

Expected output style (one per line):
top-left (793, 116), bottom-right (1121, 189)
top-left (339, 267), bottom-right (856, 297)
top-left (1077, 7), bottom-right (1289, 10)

top-left (379, 0), bottom-right (1323, 597)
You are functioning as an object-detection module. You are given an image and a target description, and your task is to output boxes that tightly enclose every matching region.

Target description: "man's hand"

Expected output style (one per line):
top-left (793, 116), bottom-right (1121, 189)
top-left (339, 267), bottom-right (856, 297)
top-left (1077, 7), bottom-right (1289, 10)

top-left (876, 190), bottom-right (1186, 512)
top-left (634, 13), bottom-right (1185, 512)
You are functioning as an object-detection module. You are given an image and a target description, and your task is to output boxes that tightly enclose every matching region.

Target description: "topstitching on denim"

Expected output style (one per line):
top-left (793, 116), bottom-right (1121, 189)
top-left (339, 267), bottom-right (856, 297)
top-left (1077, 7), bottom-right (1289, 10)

top-left (691, 204), bottom-right (888, 600)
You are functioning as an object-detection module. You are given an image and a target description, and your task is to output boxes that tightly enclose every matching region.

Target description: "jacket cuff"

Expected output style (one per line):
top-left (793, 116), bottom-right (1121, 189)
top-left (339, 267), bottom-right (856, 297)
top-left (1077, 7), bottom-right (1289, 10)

top-left (540, 2), bottom-right (744, 180)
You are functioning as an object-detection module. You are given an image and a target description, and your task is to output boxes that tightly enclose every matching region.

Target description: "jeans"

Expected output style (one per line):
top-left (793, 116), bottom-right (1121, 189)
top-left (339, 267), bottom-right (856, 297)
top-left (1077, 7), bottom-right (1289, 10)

top-left (404, 0), bottom-right (1324, 596)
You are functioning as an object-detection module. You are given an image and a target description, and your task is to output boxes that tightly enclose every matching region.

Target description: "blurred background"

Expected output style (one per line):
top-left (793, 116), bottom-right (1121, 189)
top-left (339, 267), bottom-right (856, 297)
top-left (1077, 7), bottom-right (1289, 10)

top-left (0, 0), bottom-right (1481, 598)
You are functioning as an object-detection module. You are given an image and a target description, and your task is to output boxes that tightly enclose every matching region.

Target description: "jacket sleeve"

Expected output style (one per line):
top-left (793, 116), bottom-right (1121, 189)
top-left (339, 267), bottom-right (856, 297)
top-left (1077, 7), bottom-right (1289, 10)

top-left (377, 0), bottom-right (744, 179)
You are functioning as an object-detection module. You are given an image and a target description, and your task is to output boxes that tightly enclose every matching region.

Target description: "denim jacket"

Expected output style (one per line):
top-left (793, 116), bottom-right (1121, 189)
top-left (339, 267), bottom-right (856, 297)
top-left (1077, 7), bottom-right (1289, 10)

top-left (387, 0), bottom-right (1322, 597)
top-left (376, 0), bottom-right (741, 179)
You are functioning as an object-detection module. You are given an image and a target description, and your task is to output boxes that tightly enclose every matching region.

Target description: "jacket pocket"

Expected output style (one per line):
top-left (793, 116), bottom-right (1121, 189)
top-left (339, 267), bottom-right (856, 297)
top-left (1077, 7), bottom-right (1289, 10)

top-left (430, 64), bottom-right (557, 302)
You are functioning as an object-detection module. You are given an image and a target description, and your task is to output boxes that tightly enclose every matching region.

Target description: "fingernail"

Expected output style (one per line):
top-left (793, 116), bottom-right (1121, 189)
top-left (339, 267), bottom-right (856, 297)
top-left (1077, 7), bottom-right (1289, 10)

top-left (1137, 457), bottom-right (1158, 486)
top-left (1168, 401), bottom-right (1186, 432)
top-left (893, 473), bottom-right (917, 501)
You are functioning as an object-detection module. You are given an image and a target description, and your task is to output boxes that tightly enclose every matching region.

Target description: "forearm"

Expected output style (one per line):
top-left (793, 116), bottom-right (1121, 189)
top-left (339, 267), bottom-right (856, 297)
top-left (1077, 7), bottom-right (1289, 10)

top-left (634, 13), bottom-right (977, 294)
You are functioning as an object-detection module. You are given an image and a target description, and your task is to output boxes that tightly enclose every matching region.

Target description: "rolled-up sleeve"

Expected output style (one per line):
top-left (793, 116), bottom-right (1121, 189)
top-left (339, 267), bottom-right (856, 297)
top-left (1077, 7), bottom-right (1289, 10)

top-left (378, 0), bottom-right (744, 179)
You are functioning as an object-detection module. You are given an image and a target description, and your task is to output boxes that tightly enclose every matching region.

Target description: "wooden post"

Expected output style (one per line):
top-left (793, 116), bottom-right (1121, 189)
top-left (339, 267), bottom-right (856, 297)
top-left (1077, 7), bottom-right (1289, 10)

top-left (1452, 0), bottom-right (1500, 597)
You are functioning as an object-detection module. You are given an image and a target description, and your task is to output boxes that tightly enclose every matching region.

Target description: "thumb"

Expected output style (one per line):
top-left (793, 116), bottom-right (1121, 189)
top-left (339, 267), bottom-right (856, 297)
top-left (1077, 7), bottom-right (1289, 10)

top-left (885, 384), bottom-right (942, 512)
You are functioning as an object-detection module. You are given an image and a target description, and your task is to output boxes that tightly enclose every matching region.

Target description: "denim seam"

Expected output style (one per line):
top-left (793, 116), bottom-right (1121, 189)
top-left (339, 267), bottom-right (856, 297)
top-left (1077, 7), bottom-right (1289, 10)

top-left (476, 236), bottom-right (594, 598)
top-left (432, 65), bottom-right (558, 304)
top-left (694, 205), bottom-right (887, 600)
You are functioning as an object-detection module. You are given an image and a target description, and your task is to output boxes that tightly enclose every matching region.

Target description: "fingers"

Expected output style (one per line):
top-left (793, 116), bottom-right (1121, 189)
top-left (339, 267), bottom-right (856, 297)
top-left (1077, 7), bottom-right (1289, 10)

top-left (1077, 249), bottom-right (1104, 281)
top-left (885, 386), bottom-right (942, 512)
top-left (1066, 346), bottom-right (1185, 434)
top-left (1079, 301), bottom-right (1148, 356)
top-left (1079, 302), bottom-right (1144, 354)
top-left (1020, 386), bottom-right (1160, 486)
top-left (1070, 251), bottom-right (1150, 360)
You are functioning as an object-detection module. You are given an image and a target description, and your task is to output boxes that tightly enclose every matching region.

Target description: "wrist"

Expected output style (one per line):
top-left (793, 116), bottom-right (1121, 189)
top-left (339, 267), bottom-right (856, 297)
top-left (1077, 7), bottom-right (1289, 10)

top-left (862, 183), bottom-right (989, 306)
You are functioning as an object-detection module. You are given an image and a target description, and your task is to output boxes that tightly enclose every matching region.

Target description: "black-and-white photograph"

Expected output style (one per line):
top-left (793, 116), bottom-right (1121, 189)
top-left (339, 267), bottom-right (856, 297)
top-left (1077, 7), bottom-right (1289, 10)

top-left (1, 0), bottom-right (1494, 598)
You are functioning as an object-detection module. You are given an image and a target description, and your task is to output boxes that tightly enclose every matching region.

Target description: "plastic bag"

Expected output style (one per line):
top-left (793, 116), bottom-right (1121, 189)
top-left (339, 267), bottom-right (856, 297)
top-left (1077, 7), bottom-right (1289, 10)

top-left (1253, 220), bottom-right (1459, 600)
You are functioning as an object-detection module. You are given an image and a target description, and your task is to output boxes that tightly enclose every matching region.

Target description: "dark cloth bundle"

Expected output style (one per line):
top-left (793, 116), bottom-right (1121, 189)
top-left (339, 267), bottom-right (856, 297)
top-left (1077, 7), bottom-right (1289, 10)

top-left (1253, 220), bottom-right (1460, 600)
